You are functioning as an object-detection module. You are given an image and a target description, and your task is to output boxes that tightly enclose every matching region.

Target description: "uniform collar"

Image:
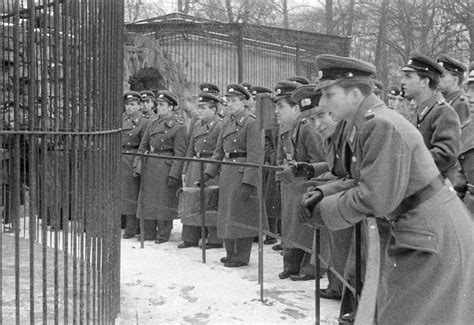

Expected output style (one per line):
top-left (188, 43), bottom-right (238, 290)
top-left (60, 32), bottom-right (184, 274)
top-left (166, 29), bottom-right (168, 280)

top-left (445, 89), bottom-right (463, 104)
top-left (201, 114), bottom-right (219, 129)
top-left (230, 109), bottom-right (249, 126)
top-left (416, 91), bottom-right (443, 117)
top-left (125, 111), bottom-right (140, 120)
top-left (344, 94), bottom-right (385, 144)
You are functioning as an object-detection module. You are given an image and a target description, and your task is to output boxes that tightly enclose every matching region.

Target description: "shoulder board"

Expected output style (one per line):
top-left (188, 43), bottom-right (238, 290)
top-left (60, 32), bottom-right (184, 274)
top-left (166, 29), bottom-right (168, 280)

top-left (459, 96), bottom-right (465, 102)
top-left (176, 119), bottom-right (184, 125)
top-left (249, 114), bottom-right (256, 119)
top-left (300, 117), bottom-right (309, 124)
top-left (150, 116), bottom-right (159, 123)
top-left (436, 99), bottom-right (446, 105)
top-left (364, 110), bottom-right (375, 121)
top-left (165, 120), bottom-right (175, 128)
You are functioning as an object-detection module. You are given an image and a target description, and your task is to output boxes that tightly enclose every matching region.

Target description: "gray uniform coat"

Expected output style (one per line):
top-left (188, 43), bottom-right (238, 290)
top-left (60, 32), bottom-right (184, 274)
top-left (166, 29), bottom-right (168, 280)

top-left (458, 117), bottom-right (474, 214)
top-left (136, 113), bottom-right (188, 220)
top-left (317, 94), bottom-right (474, 325)
top-left (263, 124), bottom-right (281, 220)
top-left (120, 112), bottom-right (149, 215)
top-left (205, 110), bottom-right (263, 239)
top-left (280, 108), bottom-right (326, 249)
top-left (414, 93), bottom-right (461, 179)
top-left (181, 115), bottom-right (222, 225)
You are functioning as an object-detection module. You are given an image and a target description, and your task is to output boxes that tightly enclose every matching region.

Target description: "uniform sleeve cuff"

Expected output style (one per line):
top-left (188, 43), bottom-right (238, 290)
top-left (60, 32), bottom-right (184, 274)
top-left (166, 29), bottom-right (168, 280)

top-left (320, 193), bottom-right (353, 231)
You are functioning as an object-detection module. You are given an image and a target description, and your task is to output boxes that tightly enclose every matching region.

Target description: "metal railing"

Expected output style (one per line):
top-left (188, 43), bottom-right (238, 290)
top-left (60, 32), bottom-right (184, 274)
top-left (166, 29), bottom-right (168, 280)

top-left (124, 151), bottom-right (381, 324)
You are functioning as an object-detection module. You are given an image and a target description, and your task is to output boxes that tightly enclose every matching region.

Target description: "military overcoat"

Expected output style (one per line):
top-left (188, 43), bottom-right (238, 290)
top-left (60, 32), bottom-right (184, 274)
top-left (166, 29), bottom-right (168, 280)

top-left (458, 116), bottom-right (474, 214)
top-left (181, 115), bottom-right (222, 225)
top-left (263, 124), bottom-right (281, 220)
top-left (445, 89), bottom-right (470, 127)
top-left (317, 94), bottom-right (474, 324)
top-left (136, 113), bottom-right (188, 220)
top-left (280, 108), bottom-right (326, 249)
top-left (413, 93), bottom-right (461, 178)
top-left (120, 112), bottom-right (149, 215)
top-left (205, 109), bottom-right (264, 239)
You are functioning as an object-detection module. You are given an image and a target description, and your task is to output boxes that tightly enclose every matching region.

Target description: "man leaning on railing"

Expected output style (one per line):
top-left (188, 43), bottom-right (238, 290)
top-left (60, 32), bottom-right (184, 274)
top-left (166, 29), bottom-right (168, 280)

top-left (299, 54), bottom-right (474, 325)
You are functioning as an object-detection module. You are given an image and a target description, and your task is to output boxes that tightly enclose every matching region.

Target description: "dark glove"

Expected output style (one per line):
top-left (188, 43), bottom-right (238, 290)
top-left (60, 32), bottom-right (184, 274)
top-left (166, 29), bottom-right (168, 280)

top-left (298, 190), bottom-right (324, 224)
top-left (132, 157), bottom-right (142, 177)
top-left (291, 162), bottom-right (315, 179)
top-left (194, 174), bottom-right (211, 187)
top-left (239, 183), bottom-right (255, 201)
top-left (276, 167), bottom-right (294, 184)
top-left (167, 176), bottom-right (180, 189)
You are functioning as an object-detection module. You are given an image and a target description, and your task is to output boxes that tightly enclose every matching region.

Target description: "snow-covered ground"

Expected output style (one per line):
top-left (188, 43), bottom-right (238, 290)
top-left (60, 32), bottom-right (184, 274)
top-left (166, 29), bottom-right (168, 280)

top-left (117, 221), bottom-right (340, 324)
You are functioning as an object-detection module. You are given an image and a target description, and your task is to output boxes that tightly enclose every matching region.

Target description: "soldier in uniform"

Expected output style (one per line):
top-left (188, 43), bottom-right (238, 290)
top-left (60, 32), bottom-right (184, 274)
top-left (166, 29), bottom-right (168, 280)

top-left (437, 54), bottom-right (470, 126)
top-left (136, 90), bottom-right (188, 244)
top-left (121, 91), bottom-right (149, 238)
top-left (300, 54), bottom-right (474, 324)
top-left (178, 92), bottom-right (224, 249)
top-left (400, 53), bottom-right (461, 181)
top-left (275, 81), bottom-right (326, 281)
top-left (466, 62), bottom-right (474, 114)
top-left (139, 90), bottom-right (156, 117)
top-left (201, 84), bottom-right (261, 267)
top-left (199, 82), bottom-right (225, 119)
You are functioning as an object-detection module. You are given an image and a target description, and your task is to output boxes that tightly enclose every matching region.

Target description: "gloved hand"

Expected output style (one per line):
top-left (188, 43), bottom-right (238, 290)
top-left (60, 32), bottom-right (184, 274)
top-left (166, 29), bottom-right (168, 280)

top-left (290, 162), bottom-right (315, 179)
top-left (276, 167), bottom-right (295, 184)
top-left (167, 176), bottom-right (180, 189)
top-left (132, 157), bottom-right (142, 177)
top-left (194, 174), bottom-right (211, 187)
top-left (298, 190), bottom-right (324, 225)
top-left (239, 183), bottom-right (255, 201)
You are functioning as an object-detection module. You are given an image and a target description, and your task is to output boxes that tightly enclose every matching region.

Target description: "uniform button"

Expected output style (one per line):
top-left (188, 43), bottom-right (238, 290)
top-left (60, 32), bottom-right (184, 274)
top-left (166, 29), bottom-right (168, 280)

top-left (129, 133), bottom-right (132, 136)
top-left (161, 139), bottom-right (164, 142)
top-left (336, 154), bottom-right (340, 159)
top-left (165, 131), bottom-right (167, 133)
top-left (352, 156), bottom-right (357, 162)
top-left (233, 139), bottom-right (237, 142)
top-left (203, 140), bottom-right (207, 143)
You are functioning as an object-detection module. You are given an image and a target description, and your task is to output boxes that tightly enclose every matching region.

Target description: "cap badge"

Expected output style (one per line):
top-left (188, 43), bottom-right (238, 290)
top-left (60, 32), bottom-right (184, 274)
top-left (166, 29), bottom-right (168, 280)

top-left (252, 90), bottom-right (257, 95)
top-left (228, 88), bottom-right (234, 92)
top-left (199, 97), bottom-right (203, 101)
top-left (390, 90), bottom-right (396, 95)
top-left (347, 72), bottom-right (354, 78)
top-left (438, 62), bottom-right (444, 67)
top-left (203, 87), bottom-right (209, 91)
top-left (318, 70), bottom-right (323, 79)
top-left (159, 94), bottom-right (164, 99)
top-left (276, 88), bottom-right (282, 95)
top-left (407, 59), bottom-right (413, 65)
top-left (126, 95), bottom-right (133, 99)
top-left (301, 98), bottom-right (311, 107)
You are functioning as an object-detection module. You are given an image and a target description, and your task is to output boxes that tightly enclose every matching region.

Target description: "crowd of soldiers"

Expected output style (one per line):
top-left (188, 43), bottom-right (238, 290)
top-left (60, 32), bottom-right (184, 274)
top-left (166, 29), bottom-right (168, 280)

top-left (120, 53), bottom-right (474, 324)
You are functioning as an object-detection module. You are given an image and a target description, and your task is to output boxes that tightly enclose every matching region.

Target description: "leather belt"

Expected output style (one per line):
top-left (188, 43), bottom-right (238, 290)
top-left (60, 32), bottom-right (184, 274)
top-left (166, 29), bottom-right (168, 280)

top-left (224, 151), bottom-right (247, 159)
top-left (195, 152), bottom-right (213, 158)
top-left (389, 174), bottom-right (444, 218)
top-left (150, 148), bottom-right (174, 154)
top-left (122, 145), bottom-right (139, 150)
top-left (467, 183), bottom-right (474, 195)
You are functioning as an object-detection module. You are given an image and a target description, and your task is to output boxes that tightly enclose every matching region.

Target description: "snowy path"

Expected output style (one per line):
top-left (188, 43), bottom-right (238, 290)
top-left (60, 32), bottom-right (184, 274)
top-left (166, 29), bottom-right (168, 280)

top-left (117, 221), bottom-right (340, 324)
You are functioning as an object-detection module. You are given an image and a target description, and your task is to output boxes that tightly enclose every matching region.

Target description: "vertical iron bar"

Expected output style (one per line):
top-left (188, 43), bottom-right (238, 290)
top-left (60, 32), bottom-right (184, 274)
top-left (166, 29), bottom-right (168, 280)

top-left (199, 160), bottom-right (206, 263)
top-left (355, 222), bottom-right (362, 303)
top-left (315, 228), bottom-right (320, 325)
top-left (236, 26), bottom-right (244, 83)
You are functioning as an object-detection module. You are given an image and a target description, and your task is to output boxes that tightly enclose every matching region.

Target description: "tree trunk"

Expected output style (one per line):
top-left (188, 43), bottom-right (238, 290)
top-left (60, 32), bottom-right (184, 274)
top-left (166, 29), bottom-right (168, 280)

top-left (282, 0), bottom-right (289, 29)
top-left (225, 0), bottom-right (234, 23)
top-left (346, 0), bottom-right (355, 36)
top-left (374, 0), bottom-right (390, 87)
top-left (325, 0), bottom-right (333, 35)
